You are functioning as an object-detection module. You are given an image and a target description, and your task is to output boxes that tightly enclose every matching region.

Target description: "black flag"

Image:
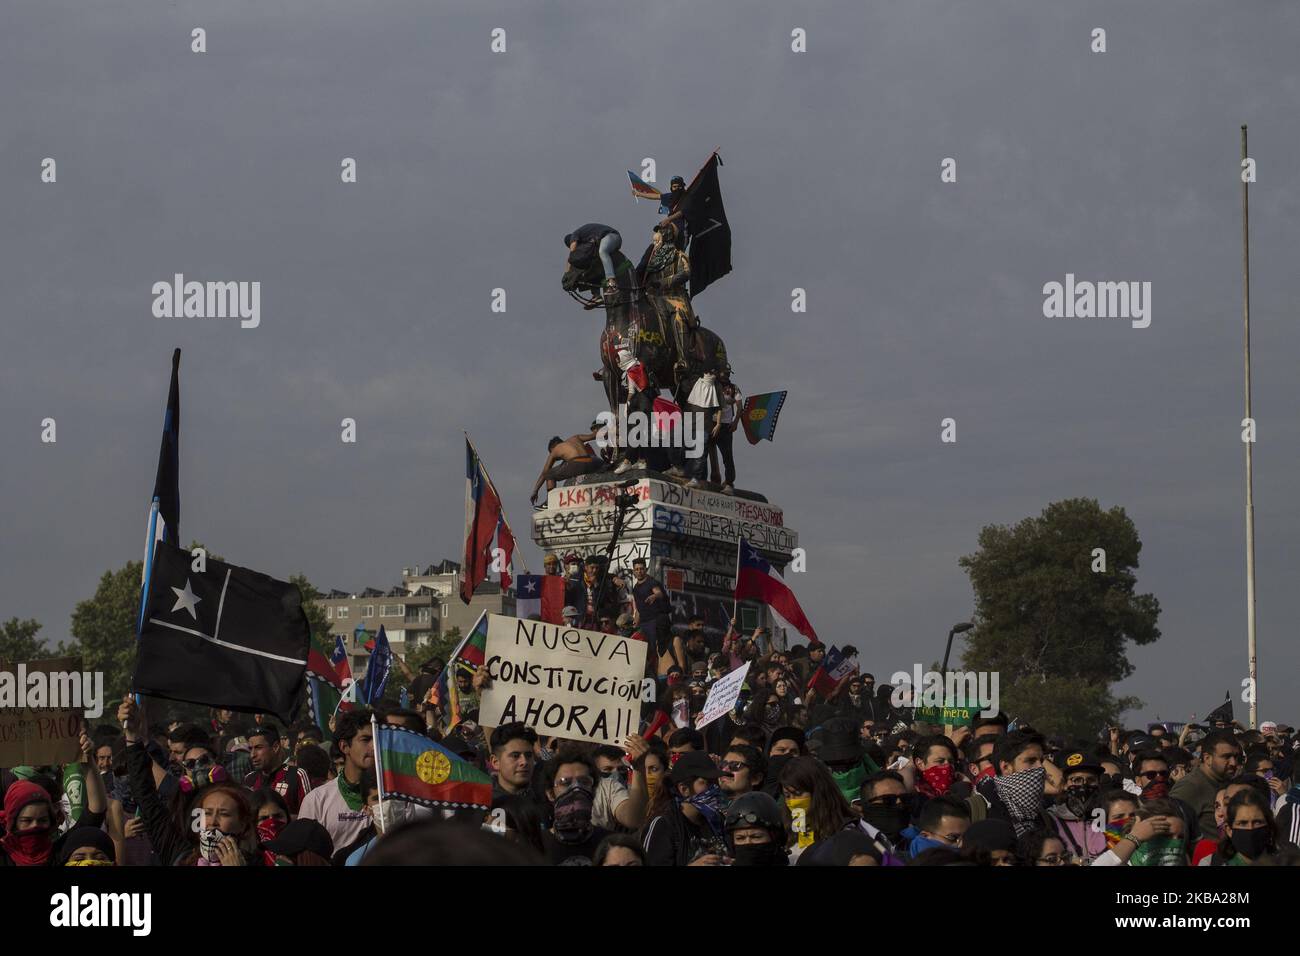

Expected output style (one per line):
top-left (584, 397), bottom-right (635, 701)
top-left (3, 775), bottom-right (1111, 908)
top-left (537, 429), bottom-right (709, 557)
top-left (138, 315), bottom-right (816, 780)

top-left (1205, 694), bottom-right (1233, 726)
top-left (682, 152), bottom-right (732, 297)
top-left (133, 541), bottom-right (309, 721)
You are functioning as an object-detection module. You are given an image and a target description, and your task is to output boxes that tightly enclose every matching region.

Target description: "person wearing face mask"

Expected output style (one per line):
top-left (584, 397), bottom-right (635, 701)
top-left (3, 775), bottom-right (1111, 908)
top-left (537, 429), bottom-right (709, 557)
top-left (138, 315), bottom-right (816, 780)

top-left (1206, 788), bottom-right (1277, 866)
top-left (57, 828), bottom-right (117, 867)
top-left (0, 781), bottom-right (60, 866)
top-left (966, 732), bottom-right (1050, 839)
top-left (1092, 799), bottom-right (1188, 866)
top-left (858, 771), bottom-right (910, 851)
top-left (817, 718), bottom-right (881, 808)
top-left (262, 818), bottom-right (334, 866)
top-left (899, 795), bottom-right (971, 860)
top-left (778, 756), bottom-right (858, 862)
top-left (722, 792), bottom-right (789, 866)
top-left (1045, 749), bottom-right (1108, 862)
top-left (643, 750), bottom-right (729, 865)
top-left (1191, 780), bottom-right (1253, 865)
top-left (542, 747), bottom-right (609, 864)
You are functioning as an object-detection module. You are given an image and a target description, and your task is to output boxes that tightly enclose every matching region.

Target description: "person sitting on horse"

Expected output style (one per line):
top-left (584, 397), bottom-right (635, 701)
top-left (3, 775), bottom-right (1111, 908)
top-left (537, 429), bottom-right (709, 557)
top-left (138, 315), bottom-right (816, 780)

top-left (564, 223), bottom-right (623, 297)
top-left (659, 175), bottom-right (688, 237)
top-left (643, 221), bottom-right (696, 371)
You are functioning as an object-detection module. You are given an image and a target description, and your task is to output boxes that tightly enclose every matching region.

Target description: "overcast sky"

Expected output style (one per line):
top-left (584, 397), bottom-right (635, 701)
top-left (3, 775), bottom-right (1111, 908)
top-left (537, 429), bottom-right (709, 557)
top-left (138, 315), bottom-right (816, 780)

top-left (4, 0), bottom-right (1299, 727)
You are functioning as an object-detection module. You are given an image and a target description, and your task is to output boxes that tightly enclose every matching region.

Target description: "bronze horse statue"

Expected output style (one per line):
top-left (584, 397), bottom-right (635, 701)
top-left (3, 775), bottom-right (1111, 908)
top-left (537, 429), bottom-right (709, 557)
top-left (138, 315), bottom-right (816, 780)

top-left (560, 233), bottom-right (728, 426)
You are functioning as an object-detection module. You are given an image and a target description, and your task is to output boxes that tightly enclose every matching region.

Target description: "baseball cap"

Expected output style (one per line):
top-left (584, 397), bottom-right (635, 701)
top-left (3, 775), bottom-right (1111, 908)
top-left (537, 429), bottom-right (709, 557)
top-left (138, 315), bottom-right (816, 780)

top-left (264, 819), bottom-right (334, 860)
top-left (561, 606), bottom-right (579, 618)
top-left (1056, 749), bottom-right (1104, 775)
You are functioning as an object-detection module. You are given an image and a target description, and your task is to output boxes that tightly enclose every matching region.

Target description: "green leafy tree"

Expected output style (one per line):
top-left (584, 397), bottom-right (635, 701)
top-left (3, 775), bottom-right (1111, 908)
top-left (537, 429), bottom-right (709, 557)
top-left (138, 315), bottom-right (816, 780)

top-left (957, 498), bottom-right (1160, 739)
top-left (69, 561), bottom-right (144, 704)
top-left (0, 617), bottom-right (74, 663)
top-left (289, 573), bottom-right (332, 644)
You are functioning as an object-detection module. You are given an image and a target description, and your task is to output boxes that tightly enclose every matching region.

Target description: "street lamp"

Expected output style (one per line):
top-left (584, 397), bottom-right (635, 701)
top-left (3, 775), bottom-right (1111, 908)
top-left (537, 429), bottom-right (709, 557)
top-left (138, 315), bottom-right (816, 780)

top-left (941, 621), bottom-right (974, 675)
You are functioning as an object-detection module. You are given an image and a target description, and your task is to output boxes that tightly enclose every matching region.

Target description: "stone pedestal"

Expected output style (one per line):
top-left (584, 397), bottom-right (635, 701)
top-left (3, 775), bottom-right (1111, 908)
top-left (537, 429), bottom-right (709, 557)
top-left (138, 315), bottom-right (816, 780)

top-left (531, 473), bottom-right (798, 640)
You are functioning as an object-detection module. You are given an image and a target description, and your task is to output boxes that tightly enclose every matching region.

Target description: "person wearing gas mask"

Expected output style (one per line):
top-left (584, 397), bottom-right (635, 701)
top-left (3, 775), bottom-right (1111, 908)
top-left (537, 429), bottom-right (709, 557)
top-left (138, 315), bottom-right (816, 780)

top-left (542, 746), bottom-right (609, 864)
top-left (118, 695), bottom-right (259, 865)
top-left (722, 791), bottom-right (789, 866)
top-left (1045, 748), bottom-right (1108, 862)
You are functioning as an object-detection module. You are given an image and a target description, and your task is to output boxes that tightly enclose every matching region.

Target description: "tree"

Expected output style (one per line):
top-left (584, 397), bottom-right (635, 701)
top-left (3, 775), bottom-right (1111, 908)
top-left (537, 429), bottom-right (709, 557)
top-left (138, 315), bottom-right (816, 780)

top-left (289, 573), bottom-right (332, 644)
top-left (69, 561), bottom-right (144, 705)
top-left (957, 498), bottom-right (1160, 739)
top-left (0, 617), bottom-right (74, 663)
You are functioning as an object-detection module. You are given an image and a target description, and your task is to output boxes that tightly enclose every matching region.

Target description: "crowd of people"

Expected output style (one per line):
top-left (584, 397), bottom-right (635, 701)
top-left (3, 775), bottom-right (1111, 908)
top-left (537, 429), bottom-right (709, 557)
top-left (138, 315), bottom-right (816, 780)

top-left (3, 600), bottom-right (1297, 867)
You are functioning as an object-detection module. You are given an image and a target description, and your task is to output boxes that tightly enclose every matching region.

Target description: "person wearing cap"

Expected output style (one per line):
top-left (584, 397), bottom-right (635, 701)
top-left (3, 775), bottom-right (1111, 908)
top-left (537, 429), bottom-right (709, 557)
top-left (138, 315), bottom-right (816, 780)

top-left (722, 791), bottom-right (788, 866)
top-left (1044, 748), bottom-right (1109, 863)
top-left (57, 827), bottom-right (117, 866)
top-left (263, 818), bottom-right (334, 866)
top-left (817, 717), bottom-right (880, 807)
top-left (643, 751), bottom-right (729, 866)
top-left (962, 819), bottom-right (1020, 865)
top-left (561, 605), bottom-right (580, 627)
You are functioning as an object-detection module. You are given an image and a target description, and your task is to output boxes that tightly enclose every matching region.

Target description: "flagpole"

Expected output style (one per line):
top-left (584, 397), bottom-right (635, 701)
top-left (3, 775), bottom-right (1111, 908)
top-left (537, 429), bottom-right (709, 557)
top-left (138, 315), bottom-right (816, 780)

top-left (731, 536), bottom-right (742, 633)
top-left (463, 431), bottom-right (530, 575)
top-left (371, 714), bottom-right (386, 818)
top-left (1241, 125), bottom-right (1259, 730)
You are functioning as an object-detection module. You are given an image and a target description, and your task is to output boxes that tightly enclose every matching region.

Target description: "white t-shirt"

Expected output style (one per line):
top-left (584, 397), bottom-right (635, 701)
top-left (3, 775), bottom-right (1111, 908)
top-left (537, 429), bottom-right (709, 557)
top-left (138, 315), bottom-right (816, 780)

top-left (298, 777), bottom-right (371, 852)
top-left (687, 373), bottom-right (718, 409)
top-left (592, 775), bottom-right (630, 831)
top-left (719, 389), bottom-right (743, 425)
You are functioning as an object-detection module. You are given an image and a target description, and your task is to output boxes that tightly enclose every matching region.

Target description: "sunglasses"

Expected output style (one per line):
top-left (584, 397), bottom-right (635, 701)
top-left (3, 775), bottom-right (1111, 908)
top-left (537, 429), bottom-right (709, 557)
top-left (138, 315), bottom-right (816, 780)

top-left (183, 758), bottom-right (214, 771)
top-left (555, 774), bottom-right (594, 792)
top-left (868, 794), bottom-right (904, 807)
top-left (719, 761), bottom-right (750, 772)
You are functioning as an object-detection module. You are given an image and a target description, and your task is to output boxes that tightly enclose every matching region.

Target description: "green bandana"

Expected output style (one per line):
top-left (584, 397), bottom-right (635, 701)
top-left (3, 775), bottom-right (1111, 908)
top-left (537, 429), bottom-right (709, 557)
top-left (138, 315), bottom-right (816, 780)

top-left (1130, 837), bottom-right (1185, 867)
top-left (832, 761), bottom-right (869, 805)
top-left (337, 773), bottom-right (364, 812)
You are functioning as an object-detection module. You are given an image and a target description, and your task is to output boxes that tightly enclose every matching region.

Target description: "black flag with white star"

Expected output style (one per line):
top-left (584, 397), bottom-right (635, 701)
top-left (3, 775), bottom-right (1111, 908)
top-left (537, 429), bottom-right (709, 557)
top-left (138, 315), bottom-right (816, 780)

top-left (133, 541), bottom-right (309, 721)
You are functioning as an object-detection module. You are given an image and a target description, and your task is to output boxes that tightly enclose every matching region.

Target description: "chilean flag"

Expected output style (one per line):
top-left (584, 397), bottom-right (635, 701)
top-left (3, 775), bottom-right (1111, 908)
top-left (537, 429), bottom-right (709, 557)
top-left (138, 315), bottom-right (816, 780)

top-left (331, 635), bottom-right (355, 712)
top-left (515, 573), bottom-right (566, 624)
top-left (462, 437), bottom-right (504, 603)
top-left (733, 537), bottom-right (818, 643)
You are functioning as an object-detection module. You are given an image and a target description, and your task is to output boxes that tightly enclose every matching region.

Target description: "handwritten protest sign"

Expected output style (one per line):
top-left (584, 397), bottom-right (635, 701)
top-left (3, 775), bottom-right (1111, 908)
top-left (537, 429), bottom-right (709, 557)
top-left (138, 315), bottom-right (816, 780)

top-left (913, 704), bottom-right (976, 728)
top-left (695, 662), bottom-right (750, 729)
top-left (0, 657), bottom-right (85, 766)
top-left (478, 614), bottom-right (648, 745)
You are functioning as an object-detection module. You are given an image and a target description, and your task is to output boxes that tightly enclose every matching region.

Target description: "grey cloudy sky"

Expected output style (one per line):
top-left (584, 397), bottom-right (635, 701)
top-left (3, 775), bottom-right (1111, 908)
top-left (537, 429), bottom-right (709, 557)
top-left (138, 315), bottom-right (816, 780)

top-left (4, 0), bottom-right (1299, 726)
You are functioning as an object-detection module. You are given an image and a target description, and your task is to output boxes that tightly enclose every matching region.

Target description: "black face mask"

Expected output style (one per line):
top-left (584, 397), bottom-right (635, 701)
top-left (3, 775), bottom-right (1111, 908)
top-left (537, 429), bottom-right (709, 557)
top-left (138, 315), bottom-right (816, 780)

top-left (1064, 783), bottom-right (1098, 816)
top-left (731, 842), bottom-right (787, 866)
top-left (862, 804), bottom-right (910, 840)
top-left (1100, 773), bottom-right (1122, 790)
top-left (1229, 828), bottom-right (1269, 860)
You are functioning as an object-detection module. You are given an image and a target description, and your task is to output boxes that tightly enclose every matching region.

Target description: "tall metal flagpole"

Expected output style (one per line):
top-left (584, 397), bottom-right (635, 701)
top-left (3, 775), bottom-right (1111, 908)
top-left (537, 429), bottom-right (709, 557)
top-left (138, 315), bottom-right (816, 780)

top-left (1241, 125), bottom-right (1258, 730)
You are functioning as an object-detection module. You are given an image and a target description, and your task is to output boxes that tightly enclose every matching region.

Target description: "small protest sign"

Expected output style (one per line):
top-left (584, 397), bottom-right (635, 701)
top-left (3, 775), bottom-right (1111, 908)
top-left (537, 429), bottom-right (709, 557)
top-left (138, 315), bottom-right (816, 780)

top-left (695, 662), bottom-right (750, 729)
top-left (0, 657), bottom-right (88, 766)
top-left (913, 704), bottom-right (976, 728)
top-left (478, 614), bottom-right (648, 745)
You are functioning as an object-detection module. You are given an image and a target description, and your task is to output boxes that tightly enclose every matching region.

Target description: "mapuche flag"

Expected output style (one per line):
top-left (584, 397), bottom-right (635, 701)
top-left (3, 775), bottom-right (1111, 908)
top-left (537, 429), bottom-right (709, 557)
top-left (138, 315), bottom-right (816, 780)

top-left (741, 391), bottom-right (787, 445)
top-left (734, 537), bottom-right (818, 644)
top-left (133, 540), bottom-right (309, 721)
top-left (462, 437), bottom-right (505, 603)
top-left (374, 722), bottom-right (492, 810)
top-left (681, 152), bottom-right (731, 297)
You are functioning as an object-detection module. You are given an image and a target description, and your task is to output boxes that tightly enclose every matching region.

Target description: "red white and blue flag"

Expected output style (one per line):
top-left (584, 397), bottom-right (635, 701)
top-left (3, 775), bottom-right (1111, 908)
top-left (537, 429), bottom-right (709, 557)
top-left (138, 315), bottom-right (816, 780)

top-left (462, 437), bottom-right (505, 603)
top-left (733, 537), bottom-right (818, 644)
top-left (808, 645), bottom-right (858, 695)
top-left (515, 573), bottom-right (566, 624)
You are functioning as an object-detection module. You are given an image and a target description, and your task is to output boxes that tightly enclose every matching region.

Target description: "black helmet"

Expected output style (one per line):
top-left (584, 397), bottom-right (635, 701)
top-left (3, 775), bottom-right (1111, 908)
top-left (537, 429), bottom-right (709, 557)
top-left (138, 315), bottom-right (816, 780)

top-left (723, 792), bottom-right (786, 841)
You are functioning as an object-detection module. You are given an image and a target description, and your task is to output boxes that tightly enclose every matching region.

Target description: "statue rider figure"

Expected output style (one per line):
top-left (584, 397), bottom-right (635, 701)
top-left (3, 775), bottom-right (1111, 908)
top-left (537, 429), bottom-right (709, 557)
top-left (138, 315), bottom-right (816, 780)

top-left (564, 222), bottom-right (623, 299)
top-left (642, 221), bottom-right (696, 375)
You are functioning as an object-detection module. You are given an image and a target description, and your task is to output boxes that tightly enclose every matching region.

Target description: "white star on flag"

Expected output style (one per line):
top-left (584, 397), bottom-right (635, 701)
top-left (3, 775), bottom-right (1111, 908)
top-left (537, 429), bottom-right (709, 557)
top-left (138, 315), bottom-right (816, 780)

top-left (524, 579), bottom-right (537, 594)
top-left (170, 578), bottom-right (202, 620)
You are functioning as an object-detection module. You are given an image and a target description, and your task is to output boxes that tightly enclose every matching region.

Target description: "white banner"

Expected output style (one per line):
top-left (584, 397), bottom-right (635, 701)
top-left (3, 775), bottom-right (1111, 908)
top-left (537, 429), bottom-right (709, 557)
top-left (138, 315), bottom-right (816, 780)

top-left (695, 662), bottom-right (751, 729)
top-left (478, 614), bottom-right (648, 745)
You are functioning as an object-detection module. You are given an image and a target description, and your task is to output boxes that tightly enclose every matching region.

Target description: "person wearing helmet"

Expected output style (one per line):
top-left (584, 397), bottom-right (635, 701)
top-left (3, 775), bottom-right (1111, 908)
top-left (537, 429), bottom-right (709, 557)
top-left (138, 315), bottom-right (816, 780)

top-left (723, 792), bottom-right (789, 866)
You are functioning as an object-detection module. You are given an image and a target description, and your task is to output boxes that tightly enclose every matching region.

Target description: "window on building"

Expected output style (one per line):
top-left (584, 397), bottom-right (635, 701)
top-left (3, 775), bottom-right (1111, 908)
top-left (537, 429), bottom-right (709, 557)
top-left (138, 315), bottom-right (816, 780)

top-left (326, 606), bottom-right (333, 619)
top-left (362, 605), bottom-right (374, 618)
top-left (381, 604), bottom-right (404, 617)
top-left (336, 606), bottom-right (348, 619)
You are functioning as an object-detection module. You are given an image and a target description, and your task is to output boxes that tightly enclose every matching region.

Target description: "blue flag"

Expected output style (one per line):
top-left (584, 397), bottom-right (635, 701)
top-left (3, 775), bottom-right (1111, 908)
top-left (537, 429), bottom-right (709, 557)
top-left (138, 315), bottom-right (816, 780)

top-left (359, 625), bottom-right (393, 705)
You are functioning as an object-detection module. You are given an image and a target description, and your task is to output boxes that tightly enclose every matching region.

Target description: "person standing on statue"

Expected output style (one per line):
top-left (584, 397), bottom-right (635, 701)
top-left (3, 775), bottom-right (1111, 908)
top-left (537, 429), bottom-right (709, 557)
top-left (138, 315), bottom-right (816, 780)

top-left (683, 371), bottom-right (720, 489)
top-left (710, 376), bottom-right (742, 494)
top-left (658, 176), bottom-right (689, 240)
top-left (564, 223), bottom-right (623, 298)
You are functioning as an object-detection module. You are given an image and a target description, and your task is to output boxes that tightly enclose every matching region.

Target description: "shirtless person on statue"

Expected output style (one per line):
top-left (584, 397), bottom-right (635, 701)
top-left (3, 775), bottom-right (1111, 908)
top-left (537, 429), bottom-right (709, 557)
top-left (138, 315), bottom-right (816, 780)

top-left (531, 427), bottom-right (603, 507)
